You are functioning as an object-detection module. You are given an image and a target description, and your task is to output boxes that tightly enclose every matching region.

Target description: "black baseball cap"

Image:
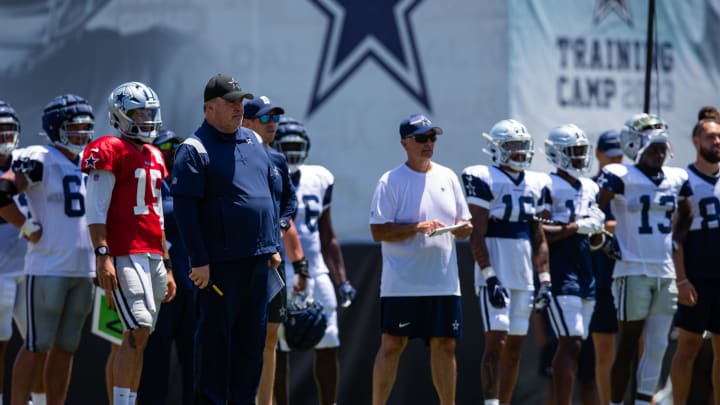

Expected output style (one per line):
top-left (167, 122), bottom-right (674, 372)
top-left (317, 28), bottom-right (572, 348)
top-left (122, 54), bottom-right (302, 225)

top-left (204, 74), bottom-right (253, 102)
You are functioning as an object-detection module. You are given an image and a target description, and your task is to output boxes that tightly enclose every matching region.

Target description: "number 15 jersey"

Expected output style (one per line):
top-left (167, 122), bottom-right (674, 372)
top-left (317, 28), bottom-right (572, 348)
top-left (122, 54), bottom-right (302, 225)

top-left (462, 165), bottom-right (550, 292)
top-left (82, 136), bottom-right (167, 256)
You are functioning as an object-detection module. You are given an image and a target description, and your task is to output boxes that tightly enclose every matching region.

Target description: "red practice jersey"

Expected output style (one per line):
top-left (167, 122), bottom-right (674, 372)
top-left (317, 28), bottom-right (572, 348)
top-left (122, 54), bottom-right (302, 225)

top-left (82, 135), bottom-right (168, 256)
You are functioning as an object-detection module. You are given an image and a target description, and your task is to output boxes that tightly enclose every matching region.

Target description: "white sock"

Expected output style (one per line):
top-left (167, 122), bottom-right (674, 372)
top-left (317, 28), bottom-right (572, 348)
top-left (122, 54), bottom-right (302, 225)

top-left (113, 387), bottom-right (131, 405)
top-left (129, 391), bottom-right (137, 404)
top-left (635, 400), bottom-right (652, 405)
top-left (484, 400), bottom-right (500, 405)
top-left (31, 393), bottom-right (46, 405)
top-left (610, 402), bottom-right (623, 405)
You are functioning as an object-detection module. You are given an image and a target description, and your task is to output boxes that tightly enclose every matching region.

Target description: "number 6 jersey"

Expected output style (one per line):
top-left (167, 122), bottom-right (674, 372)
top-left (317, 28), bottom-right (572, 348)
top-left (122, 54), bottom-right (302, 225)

top-left (81, 136), bottom-right (167, 256)
top-left (12, 145), bottom-right (94, 277)
top-left (292, 164), bottom-right (333, 278)
top-left (597, 163), bottom-right (692, 278)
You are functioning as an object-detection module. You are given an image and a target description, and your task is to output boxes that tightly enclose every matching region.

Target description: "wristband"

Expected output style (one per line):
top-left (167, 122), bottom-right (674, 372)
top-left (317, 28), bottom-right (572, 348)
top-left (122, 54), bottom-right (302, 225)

top-left (481, 266), bottom-right (496, 280)
top-left (677, 278), bottom-right (689, 286)
top-left (19, 219), bottom-right (41, 239)
top-left (538, 272), bottom-right (551, 283)
top-left (589, 233), bottom-right (606, 251)
top-left (292, 257), bottom-right (310, 278)
top-left (163, 258), bottom-right (173, 270)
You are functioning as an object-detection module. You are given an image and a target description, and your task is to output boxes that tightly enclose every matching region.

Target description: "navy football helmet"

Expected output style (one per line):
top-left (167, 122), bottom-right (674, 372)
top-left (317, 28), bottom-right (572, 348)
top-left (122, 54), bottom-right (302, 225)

top-left (108, 81), bottom-right (162, 143)
top-left (0, 100), bottom-right (20, 155)
top-left (42, 94), bottom-right (94, 155)
top-left (283, 300), bottom-right (327, 351)
top-left (274, 116), bottom-right (310, 173)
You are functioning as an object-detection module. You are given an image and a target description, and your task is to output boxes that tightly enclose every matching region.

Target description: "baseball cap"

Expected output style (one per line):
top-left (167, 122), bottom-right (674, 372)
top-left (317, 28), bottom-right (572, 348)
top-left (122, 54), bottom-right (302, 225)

top-left (243, 96), bottom-right (285, 119)
top-left (597, 129), bottom-right (622, 157)
top-left (203, 74), bottom-right (253, 102)
top-left (399, 114), bottom-right (443, 138)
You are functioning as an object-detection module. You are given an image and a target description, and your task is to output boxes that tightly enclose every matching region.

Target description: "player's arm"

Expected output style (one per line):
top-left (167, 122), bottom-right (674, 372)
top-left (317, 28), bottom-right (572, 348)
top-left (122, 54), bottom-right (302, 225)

top-left (86, 170), bottom-right (117, 291)
top-left (283, 219), bottom-right (308, 293)
top-left (319, 207), bottom-right (356, 307)
top-left (161, 230), bottom-right (177, 303)
top-left (468, 204), bottom-right (491, 269)
top-left (0, 161), bottom-right (42, 241)
top-left (673, 196), bottom-right (696, 306)
top-left (530, 218), bottom-right (550, 276)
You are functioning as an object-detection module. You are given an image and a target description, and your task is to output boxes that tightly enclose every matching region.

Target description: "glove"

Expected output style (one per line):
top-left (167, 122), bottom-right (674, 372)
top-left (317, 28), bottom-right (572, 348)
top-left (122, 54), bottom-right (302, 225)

top-left (575, 216), bottom-right (604, 235)
top-left (534, 282), bottom-right (552, 311)
top-left (601, 234), bottom-right (622, 261)
top-left (485, 276), bottom-right (509, 309)
top-left (338, 281), bottom-right (356, 308)
top-left (587, 204), bottom-right (606, 223)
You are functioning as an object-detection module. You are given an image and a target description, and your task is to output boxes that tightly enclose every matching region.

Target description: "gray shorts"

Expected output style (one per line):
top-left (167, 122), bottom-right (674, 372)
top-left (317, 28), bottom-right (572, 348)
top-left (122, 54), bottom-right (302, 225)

top-left (112, 255), bottom-right (167, 331)
top-left (612, 275), bottom-right (677, 321)
top-left (25, 275), bottom-right (94, 352)
top-left (0, 274), bottom-right (25, 341)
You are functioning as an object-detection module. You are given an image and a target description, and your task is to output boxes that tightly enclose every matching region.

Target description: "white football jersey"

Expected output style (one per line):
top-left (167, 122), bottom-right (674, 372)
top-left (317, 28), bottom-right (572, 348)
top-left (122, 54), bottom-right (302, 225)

top-left (598, 163), bottom-right (691, 278)
top-left (13, 146), bottom-right (94, 277)
top-left (369, 162), bottom-right (470, 297)
top-left (462, 165), bottom-right (550, 291)
top-left (686, 165), bottom-right (720, 232)
top-left (546, 174), bottom-right (599, 224)
top-left (0, 150), bottom-right (29, 277)
top-left (294, 164), bottom-right (334, 278)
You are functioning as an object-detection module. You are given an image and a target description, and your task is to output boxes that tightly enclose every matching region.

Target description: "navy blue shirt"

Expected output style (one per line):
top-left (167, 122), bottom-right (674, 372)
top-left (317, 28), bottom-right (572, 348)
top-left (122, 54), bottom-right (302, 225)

top-left (268, 148), bottom-right (297, 232)
top-left (171, 121), bottom-right (279, 267)
top-left (161, 180), bottom-right (192, 290)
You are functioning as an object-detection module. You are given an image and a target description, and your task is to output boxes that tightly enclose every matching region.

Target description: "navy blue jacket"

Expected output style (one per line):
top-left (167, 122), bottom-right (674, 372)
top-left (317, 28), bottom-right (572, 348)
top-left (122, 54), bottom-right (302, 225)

top-left (171, 121), bottom-right (279, 267)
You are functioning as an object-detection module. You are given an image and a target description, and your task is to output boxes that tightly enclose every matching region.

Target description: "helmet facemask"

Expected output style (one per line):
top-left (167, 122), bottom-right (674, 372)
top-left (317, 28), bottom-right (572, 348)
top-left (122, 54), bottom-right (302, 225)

top-left (544, 124), bottom-right (592, 178)
top-left (275, 134), bottom-right (309, 173)
top-left (56, 114), bottom-right (94, 155)
top-left (0, 116), bottom-right (19, 155)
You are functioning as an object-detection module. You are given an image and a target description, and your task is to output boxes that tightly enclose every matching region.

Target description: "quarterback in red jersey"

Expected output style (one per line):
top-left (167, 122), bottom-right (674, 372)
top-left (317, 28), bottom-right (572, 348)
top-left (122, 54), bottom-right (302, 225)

top-left (81, 81), bottom-right (176, 405)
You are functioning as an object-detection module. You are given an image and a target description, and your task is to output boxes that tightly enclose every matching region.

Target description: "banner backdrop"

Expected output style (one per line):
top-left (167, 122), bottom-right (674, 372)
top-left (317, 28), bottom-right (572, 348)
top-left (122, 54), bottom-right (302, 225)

top-left (509, 0), bottom-right (720, 174)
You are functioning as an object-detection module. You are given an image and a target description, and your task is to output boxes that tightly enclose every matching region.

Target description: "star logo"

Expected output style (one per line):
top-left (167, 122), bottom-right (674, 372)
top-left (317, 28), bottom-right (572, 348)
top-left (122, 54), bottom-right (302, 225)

top-left (307, 0), bottom-right (431, 116)
top-left (84, 153), bottom-right (98, 169)
top-left (463, 174), bottom-right (476, 197)
top-left (228, 78), bottom-right (240, 89)
top-left (593, 0), bottom-right (632, 26)
top-left (452, 320), bottom-right (459, 331)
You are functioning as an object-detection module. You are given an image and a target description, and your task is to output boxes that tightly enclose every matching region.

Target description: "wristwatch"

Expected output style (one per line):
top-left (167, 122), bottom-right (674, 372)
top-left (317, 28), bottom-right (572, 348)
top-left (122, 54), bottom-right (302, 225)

top-left (94, 245), bottom-right (110, 257)
top-left (279, 218), bottom-right (290, 231)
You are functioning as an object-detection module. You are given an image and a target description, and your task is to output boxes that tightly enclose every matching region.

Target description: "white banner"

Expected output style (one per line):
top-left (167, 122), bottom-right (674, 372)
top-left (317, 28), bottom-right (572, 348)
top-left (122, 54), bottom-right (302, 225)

top-left (509, 0), bottom-right (720, 172)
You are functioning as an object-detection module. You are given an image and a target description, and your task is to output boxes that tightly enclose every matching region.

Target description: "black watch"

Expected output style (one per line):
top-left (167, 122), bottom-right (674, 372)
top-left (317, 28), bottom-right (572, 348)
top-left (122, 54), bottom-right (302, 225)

top-left (94, 245), bottom-right (110, 257)
top-left (279, 218), bottom-right (290, 231)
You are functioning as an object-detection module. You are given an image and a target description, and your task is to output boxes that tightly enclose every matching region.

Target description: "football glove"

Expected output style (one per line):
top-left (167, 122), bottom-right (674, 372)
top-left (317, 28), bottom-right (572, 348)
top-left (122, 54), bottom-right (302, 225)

top-left (486, 276), bottom-right (509, 309)
top-left (534, 282), bottom-right (552, 311)
top-left (575, 216), bottom-right (604, 235)
top-left (338, 281), bottom-right (356, 308)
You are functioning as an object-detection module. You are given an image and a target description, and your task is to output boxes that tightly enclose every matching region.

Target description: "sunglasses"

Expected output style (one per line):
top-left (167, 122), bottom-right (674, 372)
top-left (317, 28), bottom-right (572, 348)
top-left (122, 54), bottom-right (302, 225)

top-left (408, 133), bottom-right (437, 143)
top-left (158, 142), bottom-right (180, 151)
top-left (258, 114), bottom-right (281, 124)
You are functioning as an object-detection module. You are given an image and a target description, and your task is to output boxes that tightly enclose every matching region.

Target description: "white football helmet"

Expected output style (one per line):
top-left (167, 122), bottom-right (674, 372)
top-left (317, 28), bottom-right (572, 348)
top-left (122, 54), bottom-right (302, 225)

top-left (482, 119), bottom-right (534, 171)
top-left (620, 113), bottom-right (670, 162)
top-left (0, 101), bottom-right (20, 155)
top-left (544, 124), bottom-right (592, 178)
top-left (108, 81), bottom-right (162, 143)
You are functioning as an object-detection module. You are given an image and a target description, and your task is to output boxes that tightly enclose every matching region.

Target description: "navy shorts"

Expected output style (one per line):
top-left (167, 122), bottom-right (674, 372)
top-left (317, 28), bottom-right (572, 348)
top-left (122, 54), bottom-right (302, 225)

top-left (267, 261), bottom-right (287, 323)
top-left (589, 289), bottom-right (618, 334)
top-left (675, 279), bottom-right (720, 334)
top-left (381, 296), bottom-right (462, 341)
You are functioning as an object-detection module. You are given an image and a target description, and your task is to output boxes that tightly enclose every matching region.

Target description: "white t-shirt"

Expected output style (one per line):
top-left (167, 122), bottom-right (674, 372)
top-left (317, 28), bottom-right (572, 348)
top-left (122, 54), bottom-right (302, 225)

top-left (13, 145), bottom-right (94, 278)
top-left (369, 162), bottom-right (470, 297)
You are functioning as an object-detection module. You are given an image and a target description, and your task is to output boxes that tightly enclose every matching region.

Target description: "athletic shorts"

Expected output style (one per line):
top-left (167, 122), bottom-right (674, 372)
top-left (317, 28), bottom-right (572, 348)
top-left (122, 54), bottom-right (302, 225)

top-left (675, 279), bottom-right (720, 334)
top-left (479, 288), bottom-right (533, 335)
top-left (112, 255), bottom-right (167, 331)
top-left (380, 295), bottom-right (462, 342)
top-left (25, 275), bottom-right (94, 352)
top-left (548, 295), bottom-right (595, 339)
top-left (589, 289), bottom-right (618, 334)
top-left (612, 275), bottom-right (677, 322)
top-left (0, 274), bottom-right (25, 341)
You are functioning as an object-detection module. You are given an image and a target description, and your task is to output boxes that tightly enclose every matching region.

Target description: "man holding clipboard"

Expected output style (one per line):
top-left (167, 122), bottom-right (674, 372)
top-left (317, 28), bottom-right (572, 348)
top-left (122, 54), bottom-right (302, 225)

top-left (369, 114), bottom-right (472, 405)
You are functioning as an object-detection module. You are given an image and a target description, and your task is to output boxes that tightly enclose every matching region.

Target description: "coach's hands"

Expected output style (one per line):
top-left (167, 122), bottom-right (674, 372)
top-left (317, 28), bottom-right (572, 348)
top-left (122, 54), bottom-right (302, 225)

top-left (189, 265), bottom-right (210, 289)
top-left (96, 255), bottom-right (118, 291)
